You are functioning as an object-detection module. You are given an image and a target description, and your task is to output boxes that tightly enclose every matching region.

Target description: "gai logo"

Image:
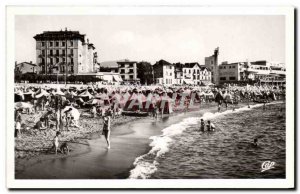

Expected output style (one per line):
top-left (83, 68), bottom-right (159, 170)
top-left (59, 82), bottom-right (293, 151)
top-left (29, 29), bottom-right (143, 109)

top-left (261, 161), bottom-right (276, 172)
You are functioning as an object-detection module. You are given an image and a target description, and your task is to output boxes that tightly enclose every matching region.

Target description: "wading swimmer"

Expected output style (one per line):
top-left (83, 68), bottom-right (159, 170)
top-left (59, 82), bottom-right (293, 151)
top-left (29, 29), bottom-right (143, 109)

top-left (102, 115), bottom-right (111, 149)
top-left (207, 120), bottom-right (215, 132)
top-left (200, 119), bottom-right (205, 131)
top-left (252, 138), bottom-right (258, 147)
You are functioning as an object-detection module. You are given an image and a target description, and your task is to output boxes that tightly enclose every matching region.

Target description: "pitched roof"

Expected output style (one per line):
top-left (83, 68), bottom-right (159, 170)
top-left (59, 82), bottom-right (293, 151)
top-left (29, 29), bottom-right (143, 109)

top-left (117, 59), bottom-right (137, 64)
top-left (33, 30), bottom-right (85, 42)
top-left (184, 62), bottom-right (200, 68)
top-left (154, 59), bottom-right (173, 66)
top-left (200, 66), bottom-right (209, 71)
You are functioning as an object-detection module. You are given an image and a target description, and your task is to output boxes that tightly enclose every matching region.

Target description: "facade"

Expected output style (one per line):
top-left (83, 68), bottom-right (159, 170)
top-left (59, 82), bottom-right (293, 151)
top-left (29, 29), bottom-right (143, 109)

top-left (99, 61), bottom-right (119, 73)
top-left (153, 60), bottom-right (175, 85)
top-left (218, 60), bottom-right (286, 85)
top-left (174, 62), bottom-right (212, 85)
top-left (34, 29), bottom-right (98, 75)
top-left (248, 61), bottom-right (286, 85)
top-left (204, 47), bottom-right (219, 85)
top-left (15, 61), bottom-right (37, 74)
top-left (174, 63), bottom-right (184, 85)
top-left (218, 62), bottom-right (246, 83)
top-left (117, 59), bottom-right (139, 83)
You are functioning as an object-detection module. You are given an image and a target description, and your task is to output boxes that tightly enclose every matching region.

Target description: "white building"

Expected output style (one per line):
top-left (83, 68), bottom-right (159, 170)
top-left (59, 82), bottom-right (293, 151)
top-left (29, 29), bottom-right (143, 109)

top-left (153, 59), bottom-right (175, 85)
top-left (174, 62), bottom-right (212, 85)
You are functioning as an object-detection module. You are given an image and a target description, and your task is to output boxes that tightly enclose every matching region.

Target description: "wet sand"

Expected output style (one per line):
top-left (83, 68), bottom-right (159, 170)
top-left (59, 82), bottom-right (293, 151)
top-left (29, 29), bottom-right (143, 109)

top-left (15, 102), bottom-right (251, 179)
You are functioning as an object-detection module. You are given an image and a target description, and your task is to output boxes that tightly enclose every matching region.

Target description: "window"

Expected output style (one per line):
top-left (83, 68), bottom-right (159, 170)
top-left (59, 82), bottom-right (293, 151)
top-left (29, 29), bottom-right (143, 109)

top-left (220, 77), bottom-right (226, 81)
top-left (56, 42), bottom-right (59, 47)
top-left (49, 50), bottom-right (53, 56)
top-left (71, 58), bottom-right (74, 64)
top-left (121, 69), bottom-right (125, 74)
top-left (62, 50), bottom-right (65, 55)
top-left (71, 66), bottom-right (74, 73)
top-left (211, 61), bottom-right (213, 65)
top-left (70, 49), bottom-right (73, 55)
top-left (56, 50), bottom-right (59, 55)
top-left (63, 58), bottom-right (66, 63)
top-left (62, 41), bottom-right (65, 47)
top-left (232, 66), bottom-right (235, 68)
top-left (41, 42), bottom-right (45, 47)
top-left (229, 66), bottom-right (231, 69)
top-left (70, 41), bottom-right (73, 47)
top-left (121, 75), bottom-right (125, 79)
top-left (50, 42), bottom-right (53, 47)
top-left (56, 58), bottom-right (59, 63)
top-left (42, 50), bottom-right (45, 55)
top-left (229, 77), bottom-right (236, 80)
top-left (129, 75), bottom-right (134, 79)
top-left (129, 69), bottom-right (133, 73)
top-left (129, 64), bottom-right (133, 68)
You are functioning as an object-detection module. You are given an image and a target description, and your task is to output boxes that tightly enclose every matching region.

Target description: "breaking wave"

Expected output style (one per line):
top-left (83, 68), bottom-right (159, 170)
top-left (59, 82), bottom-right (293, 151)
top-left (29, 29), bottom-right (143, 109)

top-left (128, 102), bottom-right (282, 179)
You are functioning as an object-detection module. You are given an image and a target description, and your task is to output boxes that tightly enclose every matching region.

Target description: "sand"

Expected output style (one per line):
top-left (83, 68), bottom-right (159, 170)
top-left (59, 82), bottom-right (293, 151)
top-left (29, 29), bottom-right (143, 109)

top-left (15, 102), bottom-right (252, 179)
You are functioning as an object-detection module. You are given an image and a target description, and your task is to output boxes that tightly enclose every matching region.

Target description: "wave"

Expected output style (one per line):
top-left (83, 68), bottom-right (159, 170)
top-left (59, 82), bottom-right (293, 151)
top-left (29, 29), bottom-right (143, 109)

top-left (128, 101), bottom-right (283, 179)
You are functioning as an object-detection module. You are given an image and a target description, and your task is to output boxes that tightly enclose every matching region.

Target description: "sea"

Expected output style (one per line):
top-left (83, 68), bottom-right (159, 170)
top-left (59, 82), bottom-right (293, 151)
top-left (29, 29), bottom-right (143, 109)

top-left (129, 102), bottom-right (286, 179)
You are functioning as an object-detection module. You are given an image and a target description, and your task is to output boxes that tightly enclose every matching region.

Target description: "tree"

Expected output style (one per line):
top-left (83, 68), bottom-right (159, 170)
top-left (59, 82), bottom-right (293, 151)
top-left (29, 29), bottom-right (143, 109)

top-left (137, 61), bottom-right (154, 85)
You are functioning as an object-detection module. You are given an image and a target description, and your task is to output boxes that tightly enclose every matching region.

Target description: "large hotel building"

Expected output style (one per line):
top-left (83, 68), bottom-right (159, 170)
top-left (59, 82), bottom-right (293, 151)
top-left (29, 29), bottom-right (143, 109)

top-left (34, 29), bottom-right (98, 75)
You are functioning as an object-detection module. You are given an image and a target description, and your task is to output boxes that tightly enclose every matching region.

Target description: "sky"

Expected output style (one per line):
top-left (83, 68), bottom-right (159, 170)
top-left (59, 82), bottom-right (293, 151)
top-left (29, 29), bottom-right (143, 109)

top-left (15, 15), bottom-right (285, 64)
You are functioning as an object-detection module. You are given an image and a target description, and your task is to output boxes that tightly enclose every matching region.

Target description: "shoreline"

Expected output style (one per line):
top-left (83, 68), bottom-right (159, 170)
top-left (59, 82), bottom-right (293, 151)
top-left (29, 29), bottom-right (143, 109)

top-left (15, 101), bottom-right (282, 179)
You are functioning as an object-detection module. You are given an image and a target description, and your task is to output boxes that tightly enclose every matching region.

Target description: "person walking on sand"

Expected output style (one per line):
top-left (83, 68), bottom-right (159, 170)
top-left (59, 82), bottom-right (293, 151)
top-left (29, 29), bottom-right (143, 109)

top-left (53, 131), bottom-right (61, 155)
top-left (102, 115), bottom-right (111, 149)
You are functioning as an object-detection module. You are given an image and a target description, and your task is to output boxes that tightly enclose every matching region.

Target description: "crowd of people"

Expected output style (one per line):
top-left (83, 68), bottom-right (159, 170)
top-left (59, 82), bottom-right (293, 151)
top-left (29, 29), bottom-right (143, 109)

top-left (14, 83), bottom-right (285, 153)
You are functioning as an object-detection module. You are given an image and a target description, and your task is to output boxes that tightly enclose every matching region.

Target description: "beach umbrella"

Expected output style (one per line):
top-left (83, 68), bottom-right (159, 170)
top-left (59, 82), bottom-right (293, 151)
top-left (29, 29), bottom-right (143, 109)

top-left (15, 102), bottom-right (33, 109)
top-left (35, 89), bottom-right (50, 98)
top-left (63, 106), bottom-right (80, 121)
top-left (87, 99), bottom-right (104, 106)
top-left (15, 91), bottom-right (25, 101)
top-left (78, 90), bottom-right (93, 99)
top-left (53, 88), bottom-right (65, 96)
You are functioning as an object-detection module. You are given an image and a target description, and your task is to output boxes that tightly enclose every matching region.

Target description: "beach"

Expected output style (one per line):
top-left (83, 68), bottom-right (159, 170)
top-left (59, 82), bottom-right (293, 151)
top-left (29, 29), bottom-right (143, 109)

top-left (14, 101), bottom-right (285, 179)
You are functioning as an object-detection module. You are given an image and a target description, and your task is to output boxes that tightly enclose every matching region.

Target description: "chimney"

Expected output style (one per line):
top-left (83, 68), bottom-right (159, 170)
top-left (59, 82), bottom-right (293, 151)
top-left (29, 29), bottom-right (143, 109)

top-left (65, 27), bottom-right (67, 31)
top-left (30, 61), bottom-right (32, 64)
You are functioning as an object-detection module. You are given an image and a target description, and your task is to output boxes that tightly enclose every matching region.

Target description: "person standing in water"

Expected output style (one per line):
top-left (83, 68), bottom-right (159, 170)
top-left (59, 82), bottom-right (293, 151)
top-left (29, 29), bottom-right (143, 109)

top-left (200, 119), bottom-right (205, 131)
top-left (252, 138), bottom-right (258, 147)
top-left (207, 120), bottom-right (215, 132)
top-left (102, 114), bottom-right (111, 149)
